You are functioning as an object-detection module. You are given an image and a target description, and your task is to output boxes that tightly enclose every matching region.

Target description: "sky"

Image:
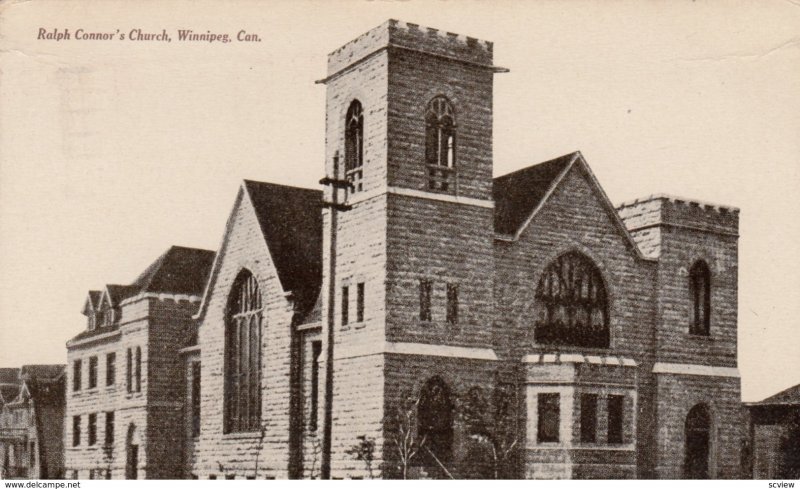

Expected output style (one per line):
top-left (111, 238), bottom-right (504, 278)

top-left (0, 0), bottom-right (798, 402)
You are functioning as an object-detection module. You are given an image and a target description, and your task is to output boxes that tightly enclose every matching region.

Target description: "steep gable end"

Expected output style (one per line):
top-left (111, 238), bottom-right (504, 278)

top-left (496, 152), bottom-right (649, 260)
top-left (244, 180), bottom-right (323, 315)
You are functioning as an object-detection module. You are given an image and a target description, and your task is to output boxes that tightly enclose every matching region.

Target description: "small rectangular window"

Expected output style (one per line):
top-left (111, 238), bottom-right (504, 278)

top-left (537, 393), bottom-right (560, 443)
top-left (135, 347), bottom-right (142, 392)
top-left (73, 360), bottom-right (82, 392)
top-left (225, 475), bottom-right (235, 480)
top-left (105, 411), bottom-right (115, 446)
top-left (72, 416), bottom-right (81, 447)
top-left (106, 352), bottom-right (116, 387)
top-left (88, 413), bottom-right (97, 446)
top-left (310, 341), bottom-right (322, 432)
top-left (419, 279), bottom-right (432, 321)
top-left (341, 286), bottom-right (349, 326)
top-left (580, 394), bottom-right (598, 443)
top-left (607, 395), bottom-right (624, 444)
top-left (88, 356), bottom-right (98, 389)
top-left (446, 283), bottom-right (458, 324)
top-left (191, 362), bottom-right (201, 438)
top-left (356, 282), bottom-right (365, 323)
top-left (208, 475), bottom-right (217, 480)
top-left (126, 348), bottom-right (132, 393)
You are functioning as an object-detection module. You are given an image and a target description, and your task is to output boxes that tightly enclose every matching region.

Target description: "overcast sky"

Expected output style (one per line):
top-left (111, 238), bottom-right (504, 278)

top-left (1, 0), bottom-right (798, 402)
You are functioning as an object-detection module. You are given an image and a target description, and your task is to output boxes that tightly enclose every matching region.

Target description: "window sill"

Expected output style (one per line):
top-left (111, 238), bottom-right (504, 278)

top-left (687, 333), bottom-right (714, 341)
top-left (222, 431), bottom-right (261, 440)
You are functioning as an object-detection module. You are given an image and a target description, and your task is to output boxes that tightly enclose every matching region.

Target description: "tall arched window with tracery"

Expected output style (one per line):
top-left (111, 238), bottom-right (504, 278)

top-left (345, 100), bottom-right (364, 192)
top-left (224, 270), bottom-right (263, 433)
top-left (689, 260), bottom-right (711, 336)
top-left (534, 252), bottom-right (610, 348)
top-left (425, 96), bottom-right (456, 192)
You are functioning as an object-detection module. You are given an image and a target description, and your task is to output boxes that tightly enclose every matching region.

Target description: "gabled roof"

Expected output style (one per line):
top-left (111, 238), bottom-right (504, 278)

top-left (493, 152), bottom-right (576, 235)
top-left (104, 284), bottom-right (141, 307)
top-left (132, 246), bottom-right (215, 296)
top-left (73, 246), bottom-right (215, 344)
top-left (0, 385), bottom-right (20, 405)
top-left (243, 180), bottom-right (323, 316)
top-left (20, 364), bottom-right (65, 381)
top-left (81, 290), bottom-right (102, 315)
top-left (750, 383), bottom-right (800, 406)
top-left (492, 151), bottom-right (651, 261)
top-left (0, 368), bottom-right (20, 385)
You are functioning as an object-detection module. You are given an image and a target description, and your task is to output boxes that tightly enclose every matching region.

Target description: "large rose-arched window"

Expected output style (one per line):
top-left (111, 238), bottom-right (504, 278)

top-left (534, 252), bottom-right (609, 348)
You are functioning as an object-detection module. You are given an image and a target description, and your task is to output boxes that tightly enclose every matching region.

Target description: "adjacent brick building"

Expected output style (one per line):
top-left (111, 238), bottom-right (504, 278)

top-left (64, 246), bottom-right (214, 479)
top-left (0, 365), bottom-right (65, 479)
top-left (67, 19), bottom-right (745, 479)
top-left (744, 383), bottom-right (800, 479)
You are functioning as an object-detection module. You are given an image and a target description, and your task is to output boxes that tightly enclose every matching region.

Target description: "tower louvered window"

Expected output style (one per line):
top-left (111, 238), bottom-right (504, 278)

top-left (224, 270), bottom-right (263, 433)
top-left (534, 252), bottom-right (609, 348)
top-left (425, 96), bottom-right (456, 192)
top-left (345, 100), bottom-right (364, 192)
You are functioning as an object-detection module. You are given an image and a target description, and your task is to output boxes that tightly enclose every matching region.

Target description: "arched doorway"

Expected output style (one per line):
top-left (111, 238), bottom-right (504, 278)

top-left (684, 404), bottom-right (712, 479)
top-left (125, 424), bottom-right (139, 480)
top-left (418, 376), bottom-right (454, 476)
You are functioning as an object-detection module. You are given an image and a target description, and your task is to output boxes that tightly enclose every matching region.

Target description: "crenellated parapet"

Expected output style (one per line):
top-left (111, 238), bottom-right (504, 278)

top-left (325, 19), bottom-right (497, 79)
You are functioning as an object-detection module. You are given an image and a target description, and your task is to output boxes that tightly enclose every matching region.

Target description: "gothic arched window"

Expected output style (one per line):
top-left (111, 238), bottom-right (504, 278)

top-left (345, 100), bottom-right (364, 192)
top-left (425, 96), bottom-right (456, 191)
top-left (689, 260), bottom-right (711, 336)
top-left (224, 270), bottom-right (263, 433)
top-left (418, 376), bottom-right (454, 468)
top-left (534, 252), bottom-right (610, 348)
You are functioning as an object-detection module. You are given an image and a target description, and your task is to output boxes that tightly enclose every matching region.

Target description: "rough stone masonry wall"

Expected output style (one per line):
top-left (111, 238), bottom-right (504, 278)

top-left (323, 33), bottom-right (391, 480)
top-left (386, 46), bottom-right (494, 200)
top-left (493, 163), bottom-right (657, 363)
top-left (145, 298), bottom-right (198, 478)
top-left (493, 163), bottom-right (659, 478)
top-left (192, 191), bottom-right (295, 479)
top-left (64, 300), bottom-right (150, 479)
top-left (382, 354), bottom-right (497, 479)
top-left (654, 375), bottom-right (742, 478)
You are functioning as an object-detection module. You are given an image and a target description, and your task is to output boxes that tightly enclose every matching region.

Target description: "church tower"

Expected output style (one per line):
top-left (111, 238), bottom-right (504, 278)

top-left (317, 20), bottom-right (506, 478)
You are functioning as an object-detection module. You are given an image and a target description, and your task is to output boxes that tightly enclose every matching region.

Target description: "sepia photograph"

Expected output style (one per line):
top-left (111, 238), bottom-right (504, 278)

top-left (0, 0), bottom-right (799, 482)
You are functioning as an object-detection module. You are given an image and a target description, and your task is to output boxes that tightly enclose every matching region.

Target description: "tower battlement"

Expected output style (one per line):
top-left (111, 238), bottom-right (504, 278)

top-left (617, 194), bottom-right (739, 235)
top-left (326, 19), bottom-right (495, 78)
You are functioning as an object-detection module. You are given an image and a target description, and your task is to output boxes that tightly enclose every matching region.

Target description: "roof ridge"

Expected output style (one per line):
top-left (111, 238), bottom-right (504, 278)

top-left (243, 179), bottom-right (321, 194)
top-left (494, 151), bottom-right (580, 182)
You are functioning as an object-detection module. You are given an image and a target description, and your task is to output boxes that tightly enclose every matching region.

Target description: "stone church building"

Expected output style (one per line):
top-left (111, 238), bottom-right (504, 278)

top-left (66, 20), bottom-right (743, 479)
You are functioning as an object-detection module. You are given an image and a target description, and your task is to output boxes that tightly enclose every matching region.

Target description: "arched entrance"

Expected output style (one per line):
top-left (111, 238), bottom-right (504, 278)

top-left (418, 376), bottom-right (454, 476)
top-left (125, 424), bottom-right (139, 480)
top-left (684, 404), bottom-right (712, 479)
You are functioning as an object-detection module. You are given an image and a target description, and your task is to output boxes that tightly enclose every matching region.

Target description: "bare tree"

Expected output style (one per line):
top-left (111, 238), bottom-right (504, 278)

top-left (385, 392), bottom-right (426, 479)
top-left (460, 383), bottom-right (519, 479)
top-left (345, 435), bottom-right (376, 479)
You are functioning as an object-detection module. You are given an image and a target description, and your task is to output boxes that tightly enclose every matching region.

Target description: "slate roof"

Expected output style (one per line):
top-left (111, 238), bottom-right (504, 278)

top-left (87, 290), bottom-right (102, 310)
top-left (71, 246), bottom-right (215, 344)
top-left (493, 152), bottom-right (576, 235)
top-left (132, 246), bottom-right (216, 296)
top-left (105, 284), bottom-right (141, 307)
top-left (0, 386), bottom-right (20, 405)
top-left (0, 368), bottom-right (20, 385)
top-left (20, 364), bottom-right (65, 381)
top-left (244, 181), bottom-right (323, 317)
top-left (750, 383), bottom-right (800, 406)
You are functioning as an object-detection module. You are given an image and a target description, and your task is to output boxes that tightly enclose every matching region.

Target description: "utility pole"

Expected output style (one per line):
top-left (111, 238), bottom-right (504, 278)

top-left (319, 152), bottom-right (352, 479)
